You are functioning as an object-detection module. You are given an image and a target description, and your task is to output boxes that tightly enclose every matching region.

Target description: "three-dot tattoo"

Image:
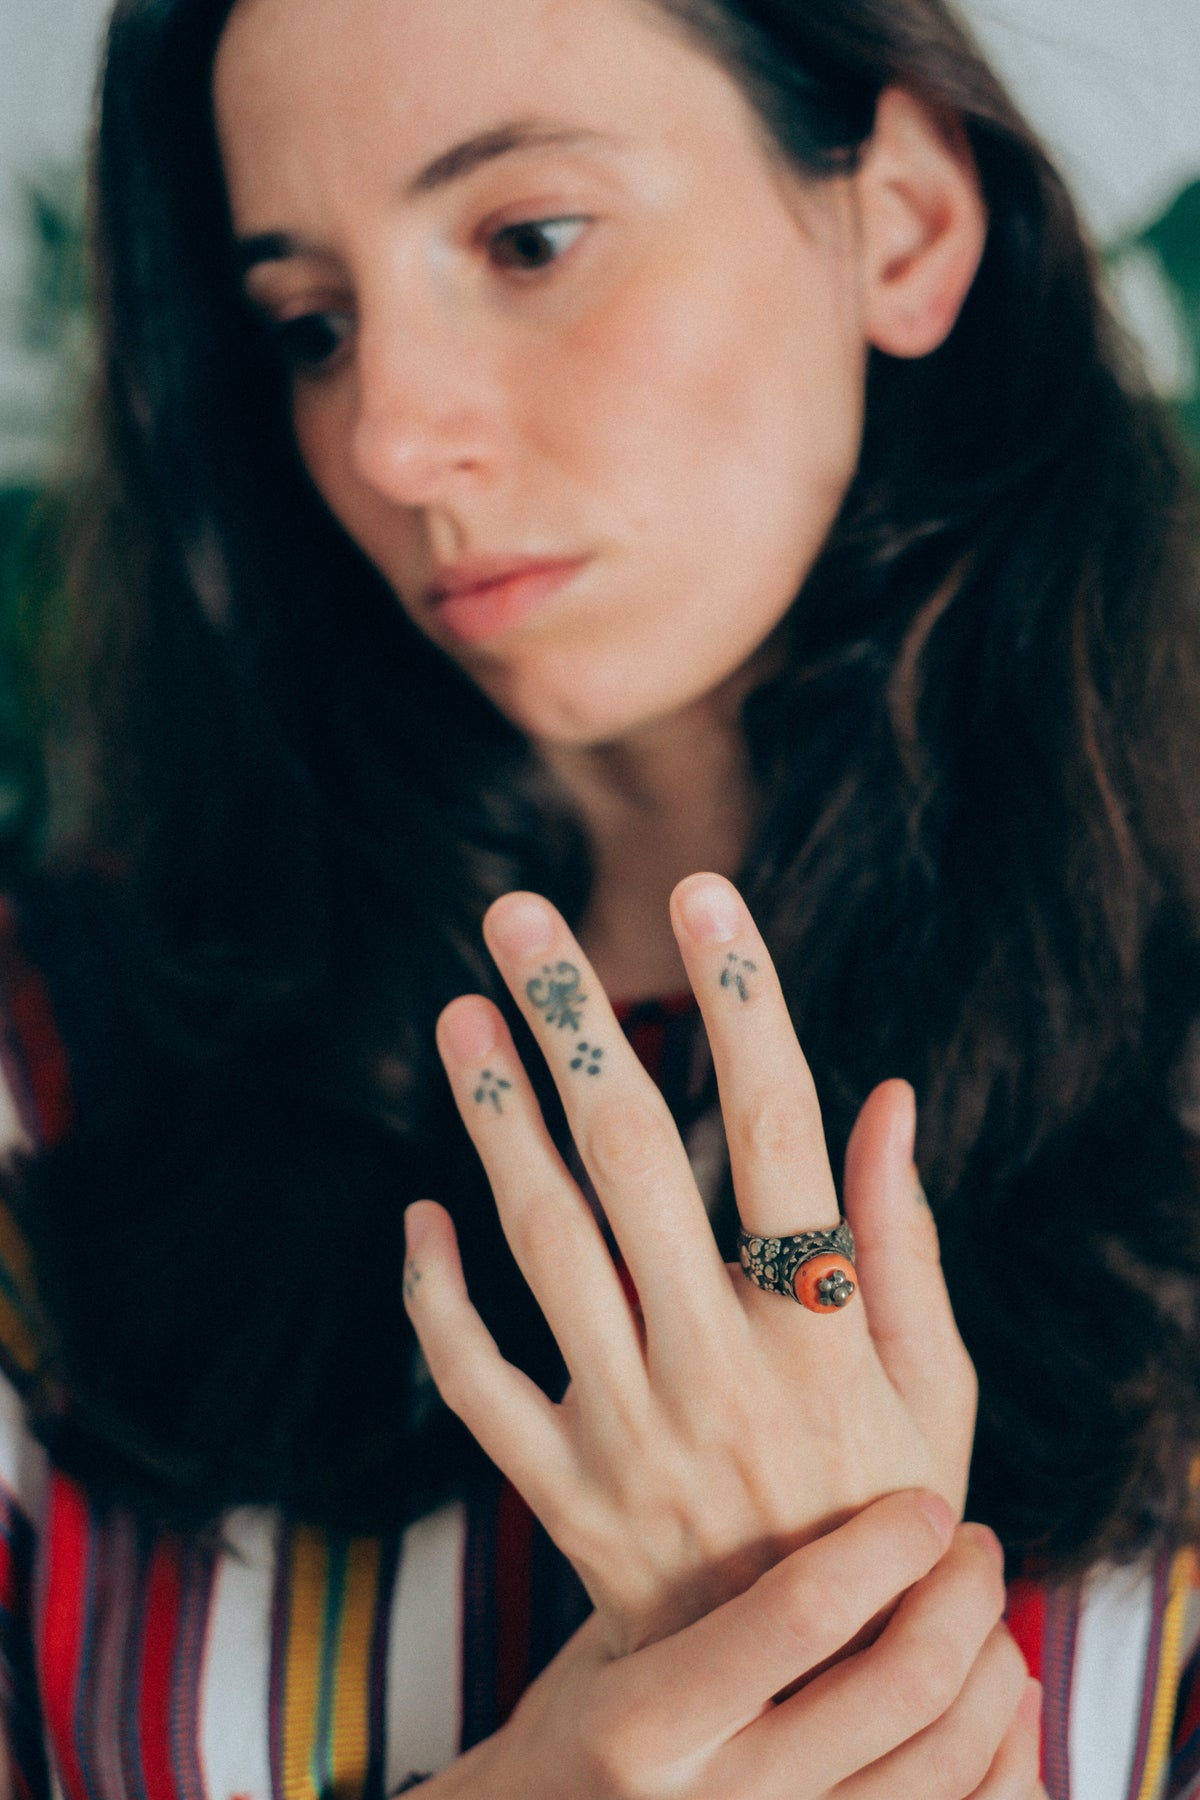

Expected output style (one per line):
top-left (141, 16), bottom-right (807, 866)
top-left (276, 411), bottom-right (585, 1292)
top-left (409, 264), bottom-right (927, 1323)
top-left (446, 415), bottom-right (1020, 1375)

top-left (474, 1069), bottom-right (513, 1114)
top-left (720, 953), bottom-right (758, 1002)
top-left (526, 961), bottom-right (588, 1031)
top-left (403, 1260), bottom-right (423, 1303)
top-left (570, 1041), bottom-right (605, 1077)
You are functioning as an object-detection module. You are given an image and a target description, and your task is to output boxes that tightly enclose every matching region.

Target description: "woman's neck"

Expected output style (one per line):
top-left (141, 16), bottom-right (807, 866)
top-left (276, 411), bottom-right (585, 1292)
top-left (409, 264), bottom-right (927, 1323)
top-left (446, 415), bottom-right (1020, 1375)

top-left (537, 691), bottom-right (759, 1004)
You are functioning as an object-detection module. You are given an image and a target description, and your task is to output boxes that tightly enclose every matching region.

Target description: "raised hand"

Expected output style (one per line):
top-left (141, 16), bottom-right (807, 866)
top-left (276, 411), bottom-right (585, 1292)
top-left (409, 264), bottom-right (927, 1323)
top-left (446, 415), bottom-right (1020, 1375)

top-left (403, 874), bottom-right (977, 1653)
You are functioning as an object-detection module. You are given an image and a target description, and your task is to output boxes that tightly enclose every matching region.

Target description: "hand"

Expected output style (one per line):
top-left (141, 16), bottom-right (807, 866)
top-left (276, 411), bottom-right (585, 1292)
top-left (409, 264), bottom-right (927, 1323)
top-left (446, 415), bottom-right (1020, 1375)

top-left (421, 1495), bottom-right (1041, 1800)
top-left (404, 874), bottom-right (977, 1652)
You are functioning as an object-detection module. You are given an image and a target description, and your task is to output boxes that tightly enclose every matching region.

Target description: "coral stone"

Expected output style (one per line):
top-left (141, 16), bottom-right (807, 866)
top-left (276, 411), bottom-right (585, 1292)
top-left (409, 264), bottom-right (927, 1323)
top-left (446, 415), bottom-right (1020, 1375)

top-left (796, 1253), bottom-right (857, 1314)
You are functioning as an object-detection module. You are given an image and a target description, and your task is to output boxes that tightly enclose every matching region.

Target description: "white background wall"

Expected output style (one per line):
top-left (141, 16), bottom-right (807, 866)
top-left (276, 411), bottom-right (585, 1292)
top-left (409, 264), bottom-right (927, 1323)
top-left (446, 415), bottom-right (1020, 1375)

top-left (1, 0), bottom-right (1198, 471)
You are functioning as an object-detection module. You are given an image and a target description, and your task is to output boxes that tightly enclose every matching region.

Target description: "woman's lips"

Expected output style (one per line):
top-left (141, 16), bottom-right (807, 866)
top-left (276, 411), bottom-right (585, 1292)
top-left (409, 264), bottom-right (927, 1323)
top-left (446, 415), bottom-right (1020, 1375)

top-left (431, 557), bottom-right (589, 646)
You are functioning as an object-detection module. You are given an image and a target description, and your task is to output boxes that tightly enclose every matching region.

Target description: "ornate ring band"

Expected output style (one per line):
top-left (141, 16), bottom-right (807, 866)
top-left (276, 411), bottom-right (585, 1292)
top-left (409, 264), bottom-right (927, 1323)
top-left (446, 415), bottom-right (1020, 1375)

top-left (737, 1219), bottom-right (858, 1313)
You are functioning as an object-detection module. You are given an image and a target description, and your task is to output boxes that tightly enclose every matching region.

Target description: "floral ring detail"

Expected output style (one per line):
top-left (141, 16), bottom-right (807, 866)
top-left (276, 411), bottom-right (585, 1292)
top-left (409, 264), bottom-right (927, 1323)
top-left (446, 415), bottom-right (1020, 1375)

top-left (737, 1219), bottom-right (858, 1313)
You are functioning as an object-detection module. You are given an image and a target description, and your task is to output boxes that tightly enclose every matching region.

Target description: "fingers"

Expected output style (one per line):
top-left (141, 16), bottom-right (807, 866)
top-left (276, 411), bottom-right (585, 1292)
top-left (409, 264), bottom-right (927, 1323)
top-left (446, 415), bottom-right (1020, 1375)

top-left (434, 995), bottom-right (645, 1394)
top-left (714, 1519), bottom-right (1010, 1797)
top-left (844, 1081), bottom-right (978, 1496)
top-left (606, 1489), bottom-right (956, 1763)
top-left (836, 1628), bottom-right (1035, 1800)
top-left (481, 893), bottom-right (734, 1350)
top-left (401, 1200), bottom-right (578, 1514)
top-left (969, 1681), bottom-right (1044, 1799)
top-left (670, 874), bottom-right (841, 1236)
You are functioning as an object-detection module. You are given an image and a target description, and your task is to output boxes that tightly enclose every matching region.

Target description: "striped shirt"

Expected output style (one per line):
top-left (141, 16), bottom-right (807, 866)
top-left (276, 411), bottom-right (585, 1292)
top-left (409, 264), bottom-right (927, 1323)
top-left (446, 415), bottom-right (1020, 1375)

top-left (1, 900), bottom-right (1200, 1800)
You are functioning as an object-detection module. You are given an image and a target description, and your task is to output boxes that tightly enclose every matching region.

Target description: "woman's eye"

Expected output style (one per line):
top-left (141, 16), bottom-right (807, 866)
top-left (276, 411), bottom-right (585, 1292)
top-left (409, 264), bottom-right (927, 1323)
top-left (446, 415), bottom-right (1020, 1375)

top-left (270, 311), bottom-right (353, 373)
top-left (488, 217), bottom-right (588, 274)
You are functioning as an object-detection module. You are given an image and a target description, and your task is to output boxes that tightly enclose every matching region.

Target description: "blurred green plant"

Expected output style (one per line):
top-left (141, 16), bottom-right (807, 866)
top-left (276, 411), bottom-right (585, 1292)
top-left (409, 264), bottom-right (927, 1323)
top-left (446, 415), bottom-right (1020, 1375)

top-left (0, 166), bottom-right (88, 878)
top-left (1114, 179), bottom-right (1200, 452)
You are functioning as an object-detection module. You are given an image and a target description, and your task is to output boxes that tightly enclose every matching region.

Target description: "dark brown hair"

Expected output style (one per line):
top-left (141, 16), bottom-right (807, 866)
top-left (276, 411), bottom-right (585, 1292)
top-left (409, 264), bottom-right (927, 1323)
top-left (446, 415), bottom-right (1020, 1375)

top-left (10, 0), bottom-right (1200, 1571)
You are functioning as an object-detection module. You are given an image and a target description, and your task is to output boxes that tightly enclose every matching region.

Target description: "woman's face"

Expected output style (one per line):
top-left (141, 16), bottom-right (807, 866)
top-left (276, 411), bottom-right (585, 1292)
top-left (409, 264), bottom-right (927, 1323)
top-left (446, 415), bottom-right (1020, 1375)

top-left (214, 0), bottom-right (870, 746)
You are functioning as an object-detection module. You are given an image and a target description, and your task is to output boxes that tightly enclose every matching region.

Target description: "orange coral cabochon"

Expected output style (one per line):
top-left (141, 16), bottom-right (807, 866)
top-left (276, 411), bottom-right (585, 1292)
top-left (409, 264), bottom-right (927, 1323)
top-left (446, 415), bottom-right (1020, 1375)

top-left (795, 1253), bottom-right (858, 1313)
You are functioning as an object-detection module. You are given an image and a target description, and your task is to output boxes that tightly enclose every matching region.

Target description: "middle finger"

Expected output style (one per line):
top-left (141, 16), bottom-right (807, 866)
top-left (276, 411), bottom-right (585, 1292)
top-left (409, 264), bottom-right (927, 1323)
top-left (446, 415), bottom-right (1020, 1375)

top-left (483, 891), bottom-right (737, 1357)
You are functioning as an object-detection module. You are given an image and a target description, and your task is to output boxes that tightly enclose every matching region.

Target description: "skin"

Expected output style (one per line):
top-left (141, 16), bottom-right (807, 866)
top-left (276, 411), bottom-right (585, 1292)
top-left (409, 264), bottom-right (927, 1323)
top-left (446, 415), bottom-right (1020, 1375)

top-left (214, 0), bottom-right (985, 996)
top-left (214, 0), bottom-right (1048, 1791)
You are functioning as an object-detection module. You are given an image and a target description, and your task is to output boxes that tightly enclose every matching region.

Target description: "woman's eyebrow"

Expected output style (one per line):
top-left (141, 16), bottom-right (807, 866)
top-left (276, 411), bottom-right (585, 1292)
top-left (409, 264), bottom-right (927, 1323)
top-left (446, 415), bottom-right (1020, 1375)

top-left (407, 120), bottom-right (621, 197)
top-left (235, 120), bottom-right (621, 275)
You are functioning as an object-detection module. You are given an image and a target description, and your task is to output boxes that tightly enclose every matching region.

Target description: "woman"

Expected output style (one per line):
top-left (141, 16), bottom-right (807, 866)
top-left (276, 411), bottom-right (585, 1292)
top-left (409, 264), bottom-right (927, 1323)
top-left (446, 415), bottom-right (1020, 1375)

top-left (0, 0), bottom-right (1198, 1793)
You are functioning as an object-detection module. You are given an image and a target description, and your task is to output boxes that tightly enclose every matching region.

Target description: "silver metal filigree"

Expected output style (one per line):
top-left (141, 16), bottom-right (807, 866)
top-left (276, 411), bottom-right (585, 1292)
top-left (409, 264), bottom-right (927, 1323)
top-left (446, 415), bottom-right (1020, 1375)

top-left (737, 1219), bottom-right (856, 1304)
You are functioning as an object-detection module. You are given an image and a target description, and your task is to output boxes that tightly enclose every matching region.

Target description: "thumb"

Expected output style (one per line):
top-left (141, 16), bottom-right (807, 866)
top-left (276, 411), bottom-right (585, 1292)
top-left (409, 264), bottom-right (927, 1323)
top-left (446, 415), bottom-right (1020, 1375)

top-left (843, 1080), bottom-right (976, 1504)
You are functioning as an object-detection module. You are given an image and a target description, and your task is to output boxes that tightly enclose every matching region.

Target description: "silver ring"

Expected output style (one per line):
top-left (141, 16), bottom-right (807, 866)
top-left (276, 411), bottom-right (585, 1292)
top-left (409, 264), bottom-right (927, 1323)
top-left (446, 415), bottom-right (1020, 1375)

top-left (737, 1219), bottom-right (858, 1310)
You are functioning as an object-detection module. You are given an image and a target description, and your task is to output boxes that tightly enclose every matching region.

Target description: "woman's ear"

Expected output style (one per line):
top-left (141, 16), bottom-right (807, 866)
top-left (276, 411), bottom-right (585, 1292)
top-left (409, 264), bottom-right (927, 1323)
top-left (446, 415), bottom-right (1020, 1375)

top-left (854, 87), bottom-right (988, 358)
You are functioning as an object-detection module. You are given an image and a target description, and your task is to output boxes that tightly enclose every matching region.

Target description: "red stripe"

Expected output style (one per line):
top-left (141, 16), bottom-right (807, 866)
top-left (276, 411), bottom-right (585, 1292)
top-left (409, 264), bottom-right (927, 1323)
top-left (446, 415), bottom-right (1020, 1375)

top-left (0, 901), bottom-right (74, 1148)
top-left (494, 1482), bottom-right (535, 1727)
top-left (1005, 1579), bottom-right (1046, 1683)
top-left (1174, 1651), bottom-right (1200, 1752)
top-left (38, 1475), bottom-right (92, 1800)
top-left (139, 1539), bottom-right (186, 1800)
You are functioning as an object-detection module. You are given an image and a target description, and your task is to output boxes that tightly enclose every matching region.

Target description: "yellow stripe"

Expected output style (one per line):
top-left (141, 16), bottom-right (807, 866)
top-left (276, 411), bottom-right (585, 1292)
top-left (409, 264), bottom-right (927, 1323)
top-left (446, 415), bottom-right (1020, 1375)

top-left (0, 1203), bottom-right (34, 1296)
top-left (280, 1528), bottom-right (329, 1800)
top-left (329, 1536), bottom-right (382, 1798)
top-left (0, 1204), bottom-right (40, 1375)
top-left (0, 1289), bottom-right (39, 1377)
top-left (1134, 1548), bottom-right (1198, 1800)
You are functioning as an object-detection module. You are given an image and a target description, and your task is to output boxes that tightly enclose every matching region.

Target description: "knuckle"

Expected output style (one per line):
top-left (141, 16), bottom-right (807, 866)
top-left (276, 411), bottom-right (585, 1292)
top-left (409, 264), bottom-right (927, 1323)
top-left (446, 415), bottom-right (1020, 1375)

top-left (733, 1088), bottom-right (815, 1170)
top-left (930, 1717), bottom-right (998, 1799)
top-left (426, 1352), bottom-right (471, 1417)
top-left (576, 1691), bottom-right (651, 1799)
top-left (767, 1561), bottom-right (844, 1660)
top-left (889, 1641), bottom-right (964, 1729)
top-left (505, 1184), bottom-right (570, 1266)
top-left (581, 1093), bottom-right (672, 1187)
top-left (958, 1543), bottom-right (1009, 1625)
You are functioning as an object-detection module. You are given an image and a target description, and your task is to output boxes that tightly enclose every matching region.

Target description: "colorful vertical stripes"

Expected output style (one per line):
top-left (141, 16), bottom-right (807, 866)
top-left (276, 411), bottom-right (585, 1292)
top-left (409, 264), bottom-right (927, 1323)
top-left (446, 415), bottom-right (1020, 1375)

top-left (37, 1475), bottom-right (215, 1800)
top-left (0, 1478), bottom-right (49, 1800)
top-left (270, 1525), bottom-right (388, 1800)
top-left (1134, 1550), bottom-right (1198, 1800)
top-left (0, 900), bottom-right (73, 1153)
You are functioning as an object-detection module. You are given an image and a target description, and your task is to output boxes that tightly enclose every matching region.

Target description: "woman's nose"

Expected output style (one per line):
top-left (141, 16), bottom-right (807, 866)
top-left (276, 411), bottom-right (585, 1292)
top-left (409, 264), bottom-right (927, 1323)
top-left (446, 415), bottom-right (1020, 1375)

top-left (348, 308), bottom-right (507, 508)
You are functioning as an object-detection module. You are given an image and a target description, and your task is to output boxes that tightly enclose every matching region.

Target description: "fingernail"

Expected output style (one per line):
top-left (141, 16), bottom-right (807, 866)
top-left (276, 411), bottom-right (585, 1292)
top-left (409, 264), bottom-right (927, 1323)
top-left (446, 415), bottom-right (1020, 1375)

top-left (962, 1521), bottom-right (1006, 1571)
top-left (439, 997), bottom-right (498, 1063)
top-left (915, 1491), bottom-right (955, 1545)
top-left (404, 1203), bottom-right (428, 1255)
top-left (890, 1081), bottom-right (917, 1164)
top-left (675, 875), bottom-right (741, 945)
top-left (1018, 1677), bottom-right (1042, 1733)
top-left (487, 894), bottom-right (555, 959)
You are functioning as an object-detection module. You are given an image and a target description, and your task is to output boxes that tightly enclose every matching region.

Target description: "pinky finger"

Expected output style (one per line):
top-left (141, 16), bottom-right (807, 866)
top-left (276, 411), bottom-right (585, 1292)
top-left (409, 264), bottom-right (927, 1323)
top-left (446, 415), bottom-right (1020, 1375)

top-left (403, 1200), bottom-right (576, 1507)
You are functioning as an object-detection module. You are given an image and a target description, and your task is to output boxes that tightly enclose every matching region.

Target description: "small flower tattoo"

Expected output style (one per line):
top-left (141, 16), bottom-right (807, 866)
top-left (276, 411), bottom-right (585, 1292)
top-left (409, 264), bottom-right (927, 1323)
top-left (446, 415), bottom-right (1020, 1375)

top-left (403, 1260), bottom-right (423, 1303)
top-left (526, 961), bottom-right (588, 1032)
top-left (474, 1070), bottom-right (513, 1114)
top-left (570, 1042), bottom-right (605, 1076)
top-left (720, 953), bottom-right (758, 1003)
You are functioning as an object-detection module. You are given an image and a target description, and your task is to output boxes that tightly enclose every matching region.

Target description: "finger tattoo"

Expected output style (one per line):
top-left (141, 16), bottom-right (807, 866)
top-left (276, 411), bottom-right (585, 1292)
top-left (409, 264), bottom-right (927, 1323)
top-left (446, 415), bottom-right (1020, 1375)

top-left (526, 961), bottom-right (588, 1031)
top-left (569, 1041), bottom-right (605, 1077)
top-left (474, 1070), bottom-right (513, 1113)
top-left (720, 953), bottom-right (758, 1002)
